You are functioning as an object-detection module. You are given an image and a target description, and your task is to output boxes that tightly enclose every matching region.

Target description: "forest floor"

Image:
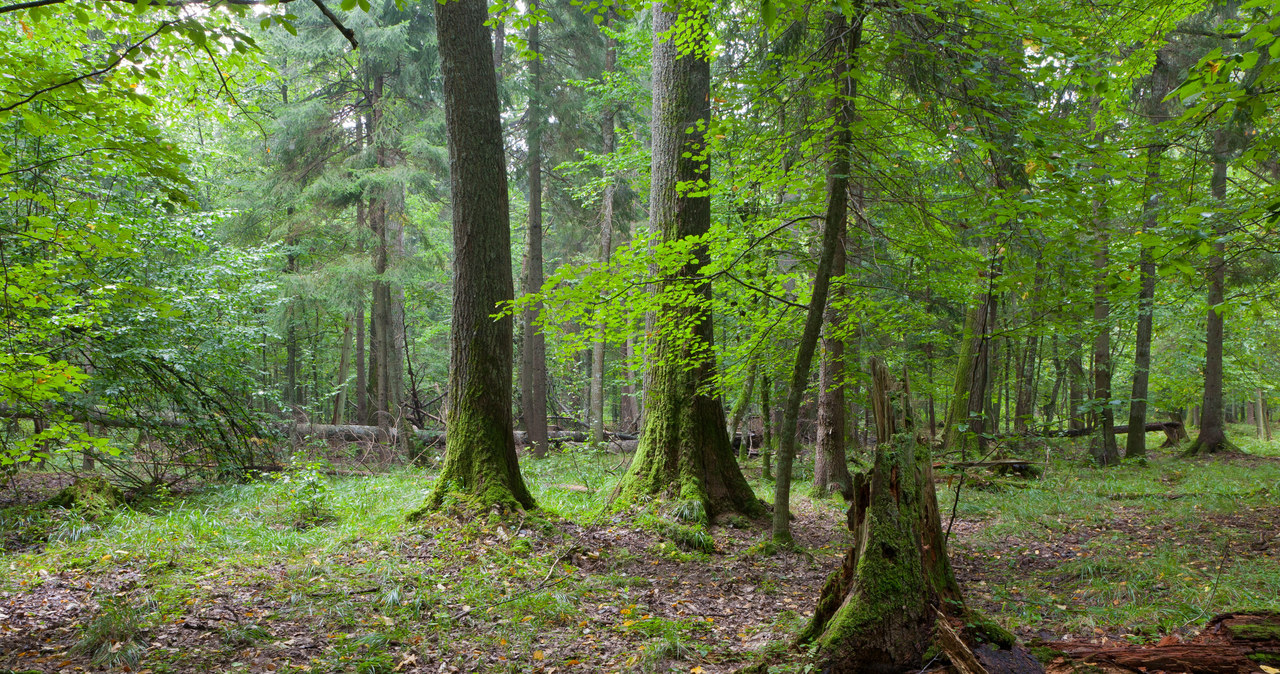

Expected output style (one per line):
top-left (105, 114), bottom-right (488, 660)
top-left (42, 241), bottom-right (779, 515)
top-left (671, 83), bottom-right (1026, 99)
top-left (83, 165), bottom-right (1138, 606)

top-left (1, 429), bottom-right (1278, 674)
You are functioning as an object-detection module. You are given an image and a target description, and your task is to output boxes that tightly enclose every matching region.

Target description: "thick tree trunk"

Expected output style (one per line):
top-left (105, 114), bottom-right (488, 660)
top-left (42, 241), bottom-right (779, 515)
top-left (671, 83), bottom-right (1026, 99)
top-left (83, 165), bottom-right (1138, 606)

top-left (520, 9), bottom-right (549, 459)
top-left (613, 0), bottom-right (759, 518)
top-left (772, 10), bottom-right (858, 545)
top-left (426, 0), bottom-right (534, 511)
top-left (801, 358), bottom-right (1030, 672)
top-left (1187, 133), bottom-right (1234, 456)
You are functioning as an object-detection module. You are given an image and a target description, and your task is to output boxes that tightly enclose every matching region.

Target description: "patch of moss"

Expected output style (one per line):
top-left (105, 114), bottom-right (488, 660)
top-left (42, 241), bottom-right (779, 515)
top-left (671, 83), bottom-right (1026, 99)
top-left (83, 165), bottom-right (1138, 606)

top-left (1028, 645), bottom-right (1067, 664)
top-left (1228, 623), bottom-right (1280, 641)
top-left (1248, 653), bottom-right (1280, 665)
top-left (965, 610), bottom-right (1016, 649)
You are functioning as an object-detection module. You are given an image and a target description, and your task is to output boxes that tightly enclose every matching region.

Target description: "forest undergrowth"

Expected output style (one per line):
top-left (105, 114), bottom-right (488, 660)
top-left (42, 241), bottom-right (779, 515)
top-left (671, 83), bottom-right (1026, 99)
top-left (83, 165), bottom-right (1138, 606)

top-left (1, 431), bottom-right (1277, 674)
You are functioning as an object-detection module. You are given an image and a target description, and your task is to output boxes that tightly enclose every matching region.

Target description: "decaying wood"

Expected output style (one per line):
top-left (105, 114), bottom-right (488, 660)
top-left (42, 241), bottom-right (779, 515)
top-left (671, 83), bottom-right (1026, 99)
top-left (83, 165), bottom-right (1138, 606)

top-left (1031, 421), bottom-right (1186, 448)
top-left (799, 358), bottom-right (1043, 673)
top-left (1050, 611), bottom-right (1280, 674)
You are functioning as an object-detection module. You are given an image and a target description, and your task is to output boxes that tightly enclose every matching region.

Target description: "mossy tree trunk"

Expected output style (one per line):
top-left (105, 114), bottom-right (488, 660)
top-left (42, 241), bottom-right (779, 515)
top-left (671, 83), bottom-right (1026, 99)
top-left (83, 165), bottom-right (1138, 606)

top-left (800, 358), bottom-right (1029, 672)
top-left (613, 0), bottom-right (758, 519)
top-left (942, 293), bottom-right (995, 460)
top-left (428, 0), bottom-right (534, 512)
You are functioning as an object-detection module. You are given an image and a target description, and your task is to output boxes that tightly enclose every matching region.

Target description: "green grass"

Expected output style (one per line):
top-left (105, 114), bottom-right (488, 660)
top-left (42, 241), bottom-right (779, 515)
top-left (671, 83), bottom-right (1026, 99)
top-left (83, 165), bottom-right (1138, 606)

top-left (940, 438), bottom-right (1280, 639)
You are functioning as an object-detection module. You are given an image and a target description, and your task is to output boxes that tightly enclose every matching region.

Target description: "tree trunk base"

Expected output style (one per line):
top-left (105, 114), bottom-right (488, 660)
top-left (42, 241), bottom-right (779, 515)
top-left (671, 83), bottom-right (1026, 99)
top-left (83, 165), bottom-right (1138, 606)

top-left (798, 359), bottom-right (1042, 674)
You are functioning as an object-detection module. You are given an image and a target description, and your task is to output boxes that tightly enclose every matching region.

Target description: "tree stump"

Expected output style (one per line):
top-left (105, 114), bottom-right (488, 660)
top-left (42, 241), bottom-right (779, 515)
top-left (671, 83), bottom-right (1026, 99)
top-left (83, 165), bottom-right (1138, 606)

top-left (799, 358), bottom-right (1040, 673)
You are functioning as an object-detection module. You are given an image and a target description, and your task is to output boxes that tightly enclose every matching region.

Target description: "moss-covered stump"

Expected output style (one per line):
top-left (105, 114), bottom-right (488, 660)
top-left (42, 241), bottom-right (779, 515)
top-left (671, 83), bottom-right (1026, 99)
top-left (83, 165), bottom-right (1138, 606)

top-left (46, 476), bottom-right (122, 519)
top-left (799, 359), bottom-right (1040, 674)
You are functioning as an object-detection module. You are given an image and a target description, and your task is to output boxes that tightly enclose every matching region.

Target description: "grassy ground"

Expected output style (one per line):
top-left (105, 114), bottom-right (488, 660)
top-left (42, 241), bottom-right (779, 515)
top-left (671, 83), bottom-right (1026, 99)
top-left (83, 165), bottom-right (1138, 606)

top-left (0, 430), bottom-right (1277, 673)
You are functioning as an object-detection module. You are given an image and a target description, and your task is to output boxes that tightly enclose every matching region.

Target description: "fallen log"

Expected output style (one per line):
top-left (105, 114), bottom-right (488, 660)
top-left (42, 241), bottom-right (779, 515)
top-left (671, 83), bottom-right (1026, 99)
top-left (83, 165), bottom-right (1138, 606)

top-left (1, 406), bottom-right (637, 448)
top-left (1044, 421), bottom-right (1185, 447)
top-left (1048, 611), bottom-right (1280, 674)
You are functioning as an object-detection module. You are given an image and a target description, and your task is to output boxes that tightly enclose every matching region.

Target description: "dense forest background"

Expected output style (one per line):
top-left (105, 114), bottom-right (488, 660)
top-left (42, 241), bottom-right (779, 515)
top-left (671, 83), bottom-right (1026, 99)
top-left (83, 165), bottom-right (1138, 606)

top-left (3, 0), bottom-right (1280, 671)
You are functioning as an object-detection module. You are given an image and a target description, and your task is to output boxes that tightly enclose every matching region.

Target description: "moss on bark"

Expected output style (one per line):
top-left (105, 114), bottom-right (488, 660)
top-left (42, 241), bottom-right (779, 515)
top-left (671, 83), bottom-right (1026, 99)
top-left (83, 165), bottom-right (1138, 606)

top-left (800, 358), bottom-right (1031, 673)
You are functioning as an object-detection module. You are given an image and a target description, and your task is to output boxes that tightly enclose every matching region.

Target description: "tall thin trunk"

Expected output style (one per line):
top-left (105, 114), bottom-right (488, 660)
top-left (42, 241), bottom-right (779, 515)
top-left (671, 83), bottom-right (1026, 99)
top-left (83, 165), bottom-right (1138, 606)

top-left (730, 359), bottom-right (757, 461)
top-left (1090, 115), bottom-right (1119, 466)
top-left (773, 8), bottom-right (860, 545)
top-left (521, 8), bottom-right (549, 457)
top-left (1126, 146), bottom-right (1163, 457)
top-left (590, 12), bottom-right (617, 444)
top-left (815, 219), bottom-right (851, 498)
top-left (1188, 131), bottom-right (1233, 455)
top-left (355, 286), bottom-right (368, 425)
top-left (331, 314), bottom-right (353, 425)
top-left (761, 373), bottom-right (773, 480)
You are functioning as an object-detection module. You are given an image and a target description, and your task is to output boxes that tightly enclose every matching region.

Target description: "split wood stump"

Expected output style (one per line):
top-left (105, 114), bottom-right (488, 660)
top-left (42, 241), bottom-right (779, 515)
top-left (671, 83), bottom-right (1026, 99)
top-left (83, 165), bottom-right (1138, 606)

top-left (799, 358), bottom-right (1042, 673)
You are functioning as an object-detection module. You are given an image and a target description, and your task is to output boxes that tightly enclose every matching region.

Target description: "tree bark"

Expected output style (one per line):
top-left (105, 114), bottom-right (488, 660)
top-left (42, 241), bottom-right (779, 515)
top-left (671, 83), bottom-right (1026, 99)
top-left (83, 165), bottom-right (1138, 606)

top-left (590, 12), bottom-right (617, 445)
top-left (814, 221), bottom-right (851, 498)
top-left (943, 291), bottom-right (996, 460)
top-left (520, 6), bottom-right (550, 458)
top-left (331, 314), bottom-right (353, 425)
top-left (1187, 131), bottom-right (1234, 456)
top-left (761, 373), bottom-right (774, 480)
top-left (426, 0), bottom-right (534, 511)
top-left (772, 10), bottom-right (858, 545)
top-left (730, 359), bottom-right (757, 462)
top-left (800, 358), bottom-right (1030, 672)
top-left (613, 0), bottom-right (759, 518)
top-left (1126, 149), bottom-right (1162, 457)
top-left (1091, 184), bottom-right (1119, 466)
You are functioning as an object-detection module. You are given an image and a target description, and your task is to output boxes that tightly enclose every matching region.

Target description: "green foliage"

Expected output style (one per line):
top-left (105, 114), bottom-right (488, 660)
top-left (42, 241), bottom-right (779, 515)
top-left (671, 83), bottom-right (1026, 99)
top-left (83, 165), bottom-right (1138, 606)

top-left (270, 458), bottom-right (336, 528)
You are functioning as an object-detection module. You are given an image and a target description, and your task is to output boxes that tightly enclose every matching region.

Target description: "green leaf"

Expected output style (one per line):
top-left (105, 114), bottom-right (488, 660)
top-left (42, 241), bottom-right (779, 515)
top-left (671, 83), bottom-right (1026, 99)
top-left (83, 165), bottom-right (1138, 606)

top-left (761, 0), bottom-right (777, 29)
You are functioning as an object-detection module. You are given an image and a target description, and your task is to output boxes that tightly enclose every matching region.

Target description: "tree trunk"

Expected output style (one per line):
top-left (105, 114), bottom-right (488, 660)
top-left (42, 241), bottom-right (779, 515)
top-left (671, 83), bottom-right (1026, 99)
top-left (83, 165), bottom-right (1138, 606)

top-left (613, 0), bottom-right (759, 518)
top-left (943, 291), bottom-right (996, 461)
top-left (772, 9), bottom-right (858, 545)
top-left (1013, 333), bottom-right (1039, 434)
top-left (520, 7), bottom-right (549, 458)
top-left (1125, 155), bottom-right (1161, 458)
top-left (425, 0), bottom-right (534, 511)
top-left (590, 13), bottom-right (617, 445)
top-left (331, 314), bottom-right (353, 425)
top-left (1187, 132), bottom-right (1234, 456)
top-left (761, 373), bottom-right (773, 480)
top-left (1091, 179), bottom-right (1119, 466)
top-left (800, 358), bottom-right (1030, 672)
top-left (1263, 396), bottom-right (1273, 441)
top-left (730, 359), bottom-right (757, 462)
top-left (814, 221), bottom-right (851, 498)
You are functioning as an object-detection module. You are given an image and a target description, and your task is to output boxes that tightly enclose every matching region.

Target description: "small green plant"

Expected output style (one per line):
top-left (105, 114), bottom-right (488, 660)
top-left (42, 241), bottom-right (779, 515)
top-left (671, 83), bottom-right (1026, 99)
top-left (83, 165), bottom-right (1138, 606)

top-left (273, 458), bottom-right (335, 527)
top-left (71, 596), bottom-right (153, 668)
